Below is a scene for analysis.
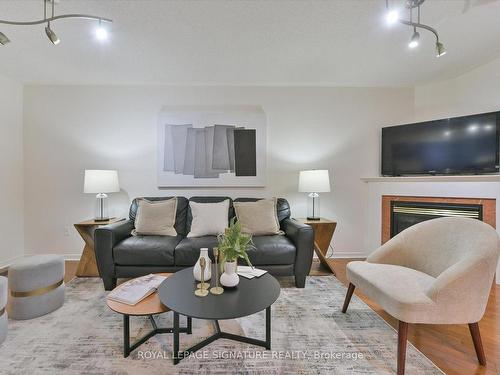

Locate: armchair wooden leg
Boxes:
[342,283,355,313]
[468,322,486,366]
[397,321,408,375]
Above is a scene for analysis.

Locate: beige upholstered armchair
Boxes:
[342,217,500,375]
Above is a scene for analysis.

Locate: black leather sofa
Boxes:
[95,196,314,290]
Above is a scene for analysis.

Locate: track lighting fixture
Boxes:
[95,20,108,41]
[0,0,112,46]
[386,9,400,24]
[408,29,420,49]
[0,31,10,45]
[45,23,60,45]
[435,41,446,57]
[385,0,446,57]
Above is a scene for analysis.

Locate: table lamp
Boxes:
[298,169,331,220]
[84,170,120,221]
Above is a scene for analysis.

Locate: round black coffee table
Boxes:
[158,266,281,364]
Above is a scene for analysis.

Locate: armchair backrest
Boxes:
[391,217,499,279]
[367,217,499,322]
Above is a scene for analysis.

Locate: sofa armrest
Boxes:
[95,219,134,290]
[282,218,314,287]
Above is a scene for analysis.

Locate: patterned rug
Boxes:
[0,276,443,374]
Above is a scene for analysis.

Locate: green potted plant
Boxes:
[217,217,254,287]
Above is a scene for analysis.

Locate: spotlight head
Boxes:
[0,32,10,45]
[45,24,60,45]
[436,41,446,57]
[386,9,400,25]
[408,31,420,49]
[95,26,108,41]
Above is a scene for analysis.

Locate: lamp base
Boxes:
[306,216,321,221]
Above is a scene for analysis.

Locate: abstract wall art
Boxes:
[157,106,267,187]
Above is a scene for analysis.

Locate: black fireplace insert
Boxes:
[390,201,483,238]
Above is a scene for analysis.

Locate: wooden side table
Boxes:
[74,218,124,277]
[106,273,192,357]
[296,218,337,275]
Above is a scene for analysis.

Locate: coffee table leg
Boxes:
[173,311,180,365]
[123,315,130,358]
[187,316,192,334]
[266,306,271,350]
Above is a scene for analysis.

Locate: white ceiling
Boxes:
[0,0,499,86]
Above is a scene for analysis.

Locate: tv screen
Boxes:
[382,112,500,176]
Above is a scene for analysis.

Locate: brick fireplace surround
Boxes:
[381,195,496,244]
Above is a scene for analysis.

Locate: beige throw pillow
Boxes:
[132,198,178,236]
[187,200,230,238]
[233,198,281,236]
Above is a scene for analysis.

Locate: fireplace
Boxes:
[391,201,482,238]
[381,196,496,244]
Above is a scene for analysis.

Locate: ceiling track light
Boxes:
[45,23,60,45]
[95,19,108,41]
[44,0,59,45]
[0,0,112,46]
[385,0,446,57]
[0,31,10,45]
[408,28,420,49]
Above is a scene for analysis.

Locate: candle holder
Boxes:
[210,247,224,295]
[196,255,209,290]
[194,257,209,297]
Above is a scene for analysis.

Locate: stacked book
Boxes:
[107,274,167,305]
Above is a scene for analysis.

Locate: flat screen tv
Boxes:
[382,111,500,176]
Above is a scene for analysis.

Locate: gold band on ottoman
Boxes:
[10,279,64,298]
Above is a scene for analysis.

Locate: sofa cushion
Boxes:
[132,198,177,236]
[233,198,281,236]
[187,199,230,237]
[186,196,234,233]
[113,235,183,266]
[247,235,296,265]
[234,197,291,224]
[175,236,219,266]
[129,197,189,236]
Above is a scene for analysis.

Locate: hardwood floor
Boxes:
[314,259,500,375]
[3,259,498,374]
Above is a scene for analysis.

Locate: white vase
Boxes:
[193,248,212,281]
[220,261,239,287]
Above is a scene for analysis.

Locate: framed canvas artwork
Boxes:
[157,106,267,187]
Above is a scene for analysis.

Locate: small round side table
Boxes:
[106,273,192,357]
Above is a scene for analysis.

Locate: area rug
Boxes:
[0,276,443,374]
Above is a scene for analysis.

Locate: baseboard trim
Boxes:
[60,254,81,261]
[330,251,367,259]
[13,253,82,262]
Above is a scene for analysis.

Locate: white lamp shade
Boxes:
[84,170,120,194]
[298,170,331,193]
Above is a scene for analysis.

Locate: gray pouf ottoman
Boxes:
[0,276,7,344]
[8,255,65,320]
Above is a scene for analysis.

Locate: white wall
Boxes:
[23,85,414,258]
[0,75,24,266]
[415,56,500,121]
